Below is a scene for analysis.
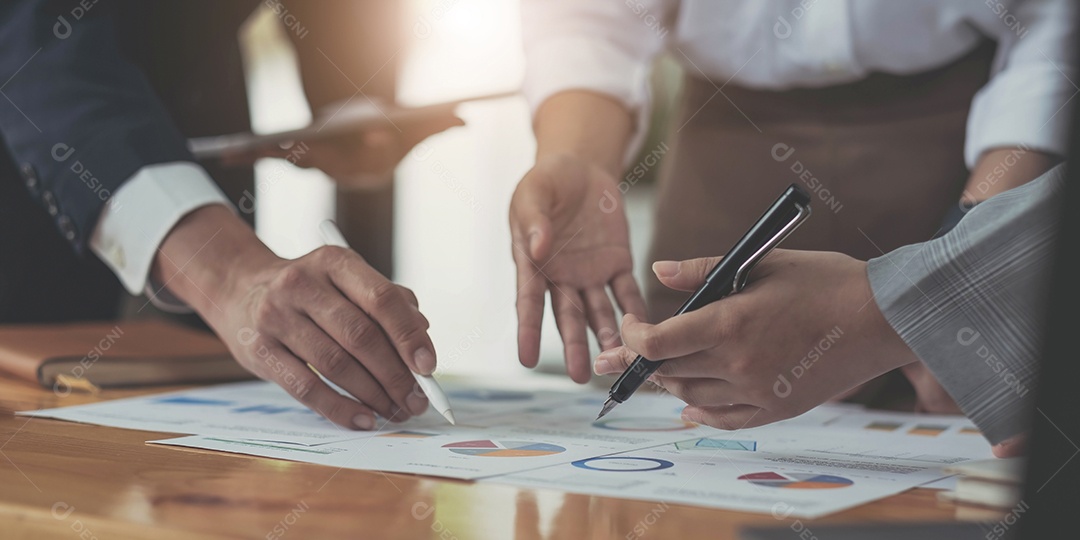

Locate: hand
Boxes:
[509,154,647,382]
[224,112,464,189]
[220,247,436,429]
[594,250,920,429]
[156,206,436,430]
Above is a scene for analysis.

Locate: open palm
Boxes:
[509,155,646,382]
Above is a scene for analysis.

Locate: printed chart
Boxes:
[738,472,853,489]
[443,440,566,457]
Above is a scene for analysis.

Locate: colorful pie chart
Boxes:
[443,440,565,457]
[738,471,853,489]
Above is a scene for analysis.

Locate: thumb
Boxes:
[652,256,723,292]
[510,179,555,262]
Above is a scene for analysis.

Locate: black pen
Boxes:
[596,184,812,419]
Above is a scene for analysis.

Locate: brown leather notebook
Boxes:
[0,320,254,390]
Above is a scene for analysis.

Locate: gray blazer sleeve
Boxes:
[867,165,1064,445]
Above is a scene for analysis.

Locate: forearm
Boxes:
[533,91,635,176]
[962,148,1062,203]
[150,205,276,327]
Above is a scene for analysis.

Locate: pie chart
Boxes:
[738,471,853,489]
[443,440,566,457]
[572,457,675,472]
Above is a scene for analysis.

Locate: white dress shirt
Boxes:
[522,0,1077,166]
[90,162,232,312]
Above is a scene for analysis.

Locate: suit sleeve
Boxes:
[0,0,195,254]
[868,165,1064,445]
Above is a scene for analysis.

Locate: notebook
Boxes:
[0,320,253,391]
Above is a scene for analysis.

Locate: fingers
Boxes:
[583,286,620,350]
[259,341,378,430]
[550,285,591,383]
[305,296,429,418]
[514,244,547,368]
[652,256,724,292]
[323,247,437,376]
[594,344,735,380]
[593,345,637,375]
[682,404,765,431]
[278,317,404,421]
[619,305,735,364]
[992,433,1029,458]
[611,272,647,320]
[509,166,559,369]
[654,377,740,409]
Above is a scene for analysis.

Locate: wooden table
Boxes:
[0,377,965,540]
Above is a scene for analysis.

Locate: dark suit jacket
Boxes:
[0,0,398,323]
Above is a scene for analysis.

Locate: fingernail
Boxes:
[414,348,436,375]
[353,414,375,430]
[653,261,679,278]
[594,358,612,374]
[407,392,429,416]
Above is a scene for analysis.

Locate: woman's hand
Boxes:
[594,250,921,430]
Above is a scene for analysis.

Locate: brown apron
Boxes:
[646,41,995,319]
[644,42,995,409]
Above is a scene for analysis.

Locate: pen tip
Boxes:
[444,410,457,425]
[596,398,618,420]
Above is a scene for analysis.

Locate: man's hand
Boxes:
[510,154,647,382]
[224,112,464,189]
[155,206,435,430]
[594,250,921,429]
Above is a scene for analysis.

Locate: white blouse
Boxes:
[521,0,1077,166]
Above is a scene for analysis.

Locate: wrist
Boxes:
[856,261,920,373]
[533,91,633,177]
[152,205,278,325]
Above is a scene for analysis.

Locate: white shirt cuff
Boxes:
[89,162,233,313]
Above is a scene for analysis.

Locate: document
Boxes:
[25,380,995,517]
[486,422,995,518]
[20,380,571,446]
[152,391,767,480]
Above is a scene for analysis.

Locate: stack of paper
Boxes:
[939,458,1025,510]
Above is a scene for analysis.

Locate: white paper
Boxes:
[19,380,570,446]
[485,422,995,518]
[26,380,995,517]
[152,391,760,480]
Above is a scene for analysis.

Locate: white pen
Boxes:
[318,219,457,425]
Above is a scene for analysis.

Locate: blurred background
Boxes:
[238,0,673,381]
